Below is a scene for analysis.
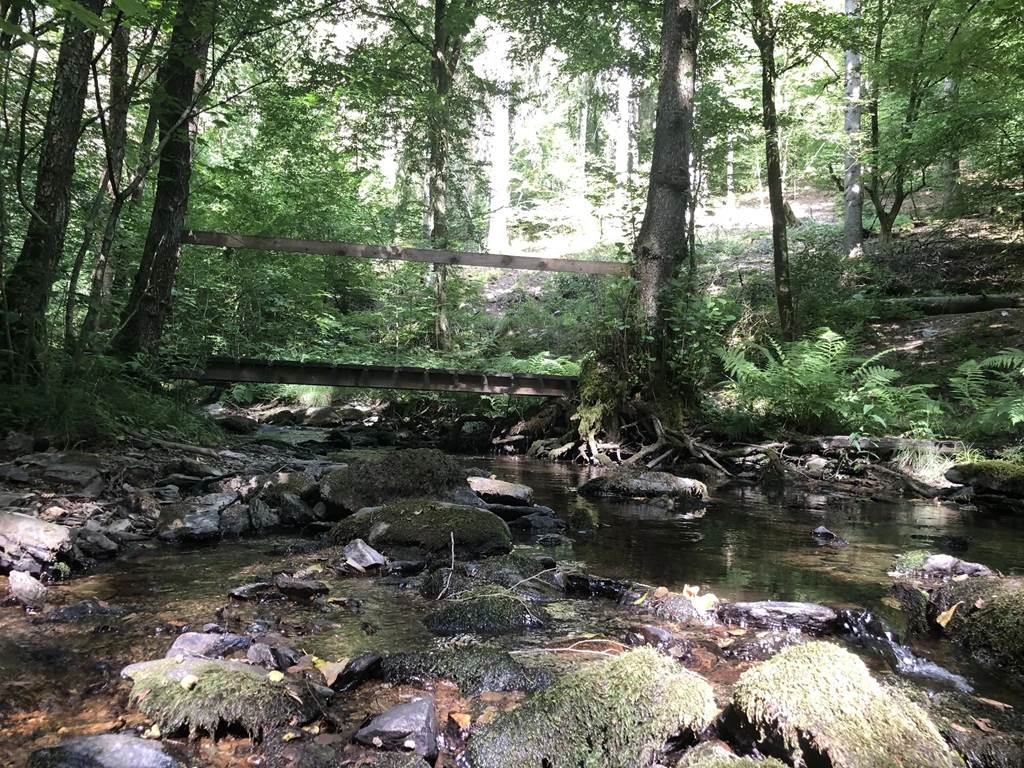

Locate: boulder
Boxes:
[579,468,708,500]
[76,526,119,558]
[811,525,848,547]
[425,588,547,635]
[331,652,383,692]
[319,448,466,513]
[354,697,439,761]
[330,500,512,558]
[121,656,319,737]
[946,461,1024,497]
[277,492,317,525]
[344,538,387,570]
[229,581,277,601]
[27,733,184,768]
[247,641,300,670]
[215,413,259,434]
[718,601,839,634]
[508,511,566,533]
[676,743,787,767]
[467,648,716,768]
[0,511,73,573]
[8,569,47,606]
[166,631,251,659]
[918,553,993,578]
[481,503,553,522]
[248,498,280,532]
[274,574,329,599]
[219,504,252,537]
[36,598,122,623]
[726,642,961,768]
[158,492,239,542]
[467,477,534,506]
[381,647,549,696]
[41,453,103,488]
[262,471,320,504]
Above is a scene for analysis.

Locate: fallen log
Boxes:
[794,436,965,458]
[885,294,1024,316]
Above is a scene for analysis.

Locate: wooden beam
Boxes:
[175,357,577,398]
[183,230,629,276]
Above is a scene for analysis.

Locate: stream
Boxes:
[2,450,1023,765]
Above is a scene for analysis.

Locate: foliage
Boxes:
[717,329,942,436]
[949,349,1024,438]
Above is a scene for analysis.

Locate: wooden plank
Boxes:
[183,230,629,276]
[175,357,576,398]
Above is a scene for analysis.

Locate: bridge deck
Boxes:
[175,357,576,397]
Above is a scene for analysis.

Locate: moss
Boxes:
[467,648,715,768]
[424,587,549,635]
[381,647,551,696]
[950,460,1024,496]
[319,448,466,512]
[676,743,788,767]
[568,505,600,532]
[330,500,512,558]
[123,657,311,737]
[727,642,960,768]
[419,553,551,598]
[891,549,933,575]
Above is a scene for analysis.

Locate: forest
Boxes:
[1,0,1024,767]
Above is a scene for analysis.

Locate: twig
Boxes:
[436,532,456,600]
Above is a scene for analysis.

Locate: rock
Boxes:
[36,598,122,623]
[536,533,573,547]
[0,464,31,483]
[725,642,961,768]
[229,581,277,601]
[508,511,566,533]
[425,588,547,635]
[919,553,993,578]
[247,641,300,670]
[344,538,387,570]
[248,498,280,532]
[158,492,238,542]
[467,476,534,506]
[890,549,933,576]
[121,656,319,736]
[262,471,320,503]
[154,474,203,491]
[215,413,259,434]
[467,648,715,768]
[166,631,251,659]
[718,601,839,634]
[811,525,848,547]
[8,569,47,606]
[219,504,252,537]
[331,500,512,558]
[277,492,316,525]
[331,651,383,691]
[676,743,787,767]
[354,697,439,761]
[76,527,119,558]
[42,457,102,488]
[482,502,551,522]
[803,455,831,478]
[0,511,73,573]
[274,574,329,599]
[27,733,184,768]
[381,647,549,696]
[946,461,1024,497]
[579,468,709,500]
[319,448,467,513]
[2,431,37,457]
[567,505,600,533]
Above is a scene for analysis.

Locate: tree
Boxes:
[632,0,698,382]
[1,0,104,376]
[112,0,212,359]
[843,0,863,256]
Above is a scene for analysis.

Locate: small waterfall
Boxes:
[838,609,973,693]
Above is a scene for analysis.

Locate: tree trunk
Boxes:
[576,74,591,200]
[614,67,631,234]
[726,135,736,206]
[843,0,863,256]
[1,0,104,376]
[112,0,209,360]
[429,1,452,351]
[939,76,963,217]
[485,29,511,255]
[632,0,697,383]
[752,0,795,341]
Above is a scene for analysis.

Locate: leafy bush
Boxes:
[716,329,943,436]
[949,349,1024,437]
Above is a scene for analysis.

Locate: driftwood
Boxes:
[885,294,1024,316]
[133,435,221,459]
[793,435,965,458]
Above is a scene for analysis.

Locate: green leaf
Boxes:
[112,0,149,16]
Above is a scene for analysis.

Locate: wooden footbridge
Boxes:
[177,230,627,397]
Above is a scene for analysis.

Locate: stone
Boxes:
[919,553,993,578]
[381,647,549,696]
[467,476,534,506]
[42,460,101,488]
[0,464,31,483]
[331,652,383,691]
[354,697,439,761]
[0,511,73,573]
[158,492,239,542]
[467,648,715,768]
[229,581,277,601]
[215,413,259,434]
[319,448,467,513]
[344,538,387,570]
[330,500,512,558]
[27,733,184,768]
[36,598,122,623]
[508,511,566,533]
[166,631,251,659]
[248,498,280,532]
[274,574,329,599]
[718,601,839,634]
[262,471,320,503]
[219,504,252,537]
[811,525,848,547]
[579,468,709,500]
[946,461,1024,497]
[76,527,119,557]
[247,641,300,670]
[481,503,553,522]
[676,743,787,767]
[725,642,960,768]
[277,492,316,525]
[2,431,37,456]
[424,588,548,635]
[8,569,47,606]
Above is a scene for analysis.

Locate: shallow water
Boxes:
[2,454,1023,764]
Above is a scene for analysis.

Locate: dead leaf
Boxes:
[632,591,649,605]
[936,601,963,628]
[973,717,999,733]
[267,670,285,684]
[317,661,348,688]
[691,592,719,613]
[653,586,669,600]
[727,628,748,636]
[975,598,987,610]
[974,696,1013,711]
[949,722,971,734]
[952,574,969,582]
[683,584,700,599]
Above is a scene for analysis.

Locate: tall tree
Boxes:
[112,0,211,359]
[633,0,697,382]
[750,0,795,340]
[1,0,104,376]
[843,0,863,256]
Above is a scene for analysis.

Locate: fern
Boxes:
[949,349,1024,436]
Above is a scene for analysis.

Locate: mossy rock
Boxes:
[330,500,512,558]
[726,642,961,768]
[946,461,1024,497]
[122,657,317,737]
[578,467,709,500]
[891,549,933,575]
[319,448,466,512]
[466,647,715,768]
[420,553,555,598]
[568,505,600,533]
[381,647,551,696]
[424,587,549,635]
[676,743,787,767]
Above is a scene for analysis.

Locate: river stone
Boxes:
[76,526,119,557]
[248,497,280,532]
[36,598,123,623]
[0,511,73,573]
[508,510,566,533]
[381,647,549,696]
[319,448,466,512]
[344,538,387,570]
[946,461,1024,497]
[467,476,534,506]
[121,656,318,736]
[261,470,319,503]
[229,581,277,600]
[354,697,439,760]
[467,647,715,768]
[158,492,239,542]
[331,500,512,558]
[718,601,839,634]
[27,733,184,768]
[482,503,553,522]
[331,652,384,691]
[579,468,709,500]
[277,492,317,525]
[725,642,961,768]
[219,504,252,537]
[920,553,993,578]
[8,569,47,606]
[216,413,259,434]
[166,631,251,659]
[274,574,329,598]
[424,588,548,635]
